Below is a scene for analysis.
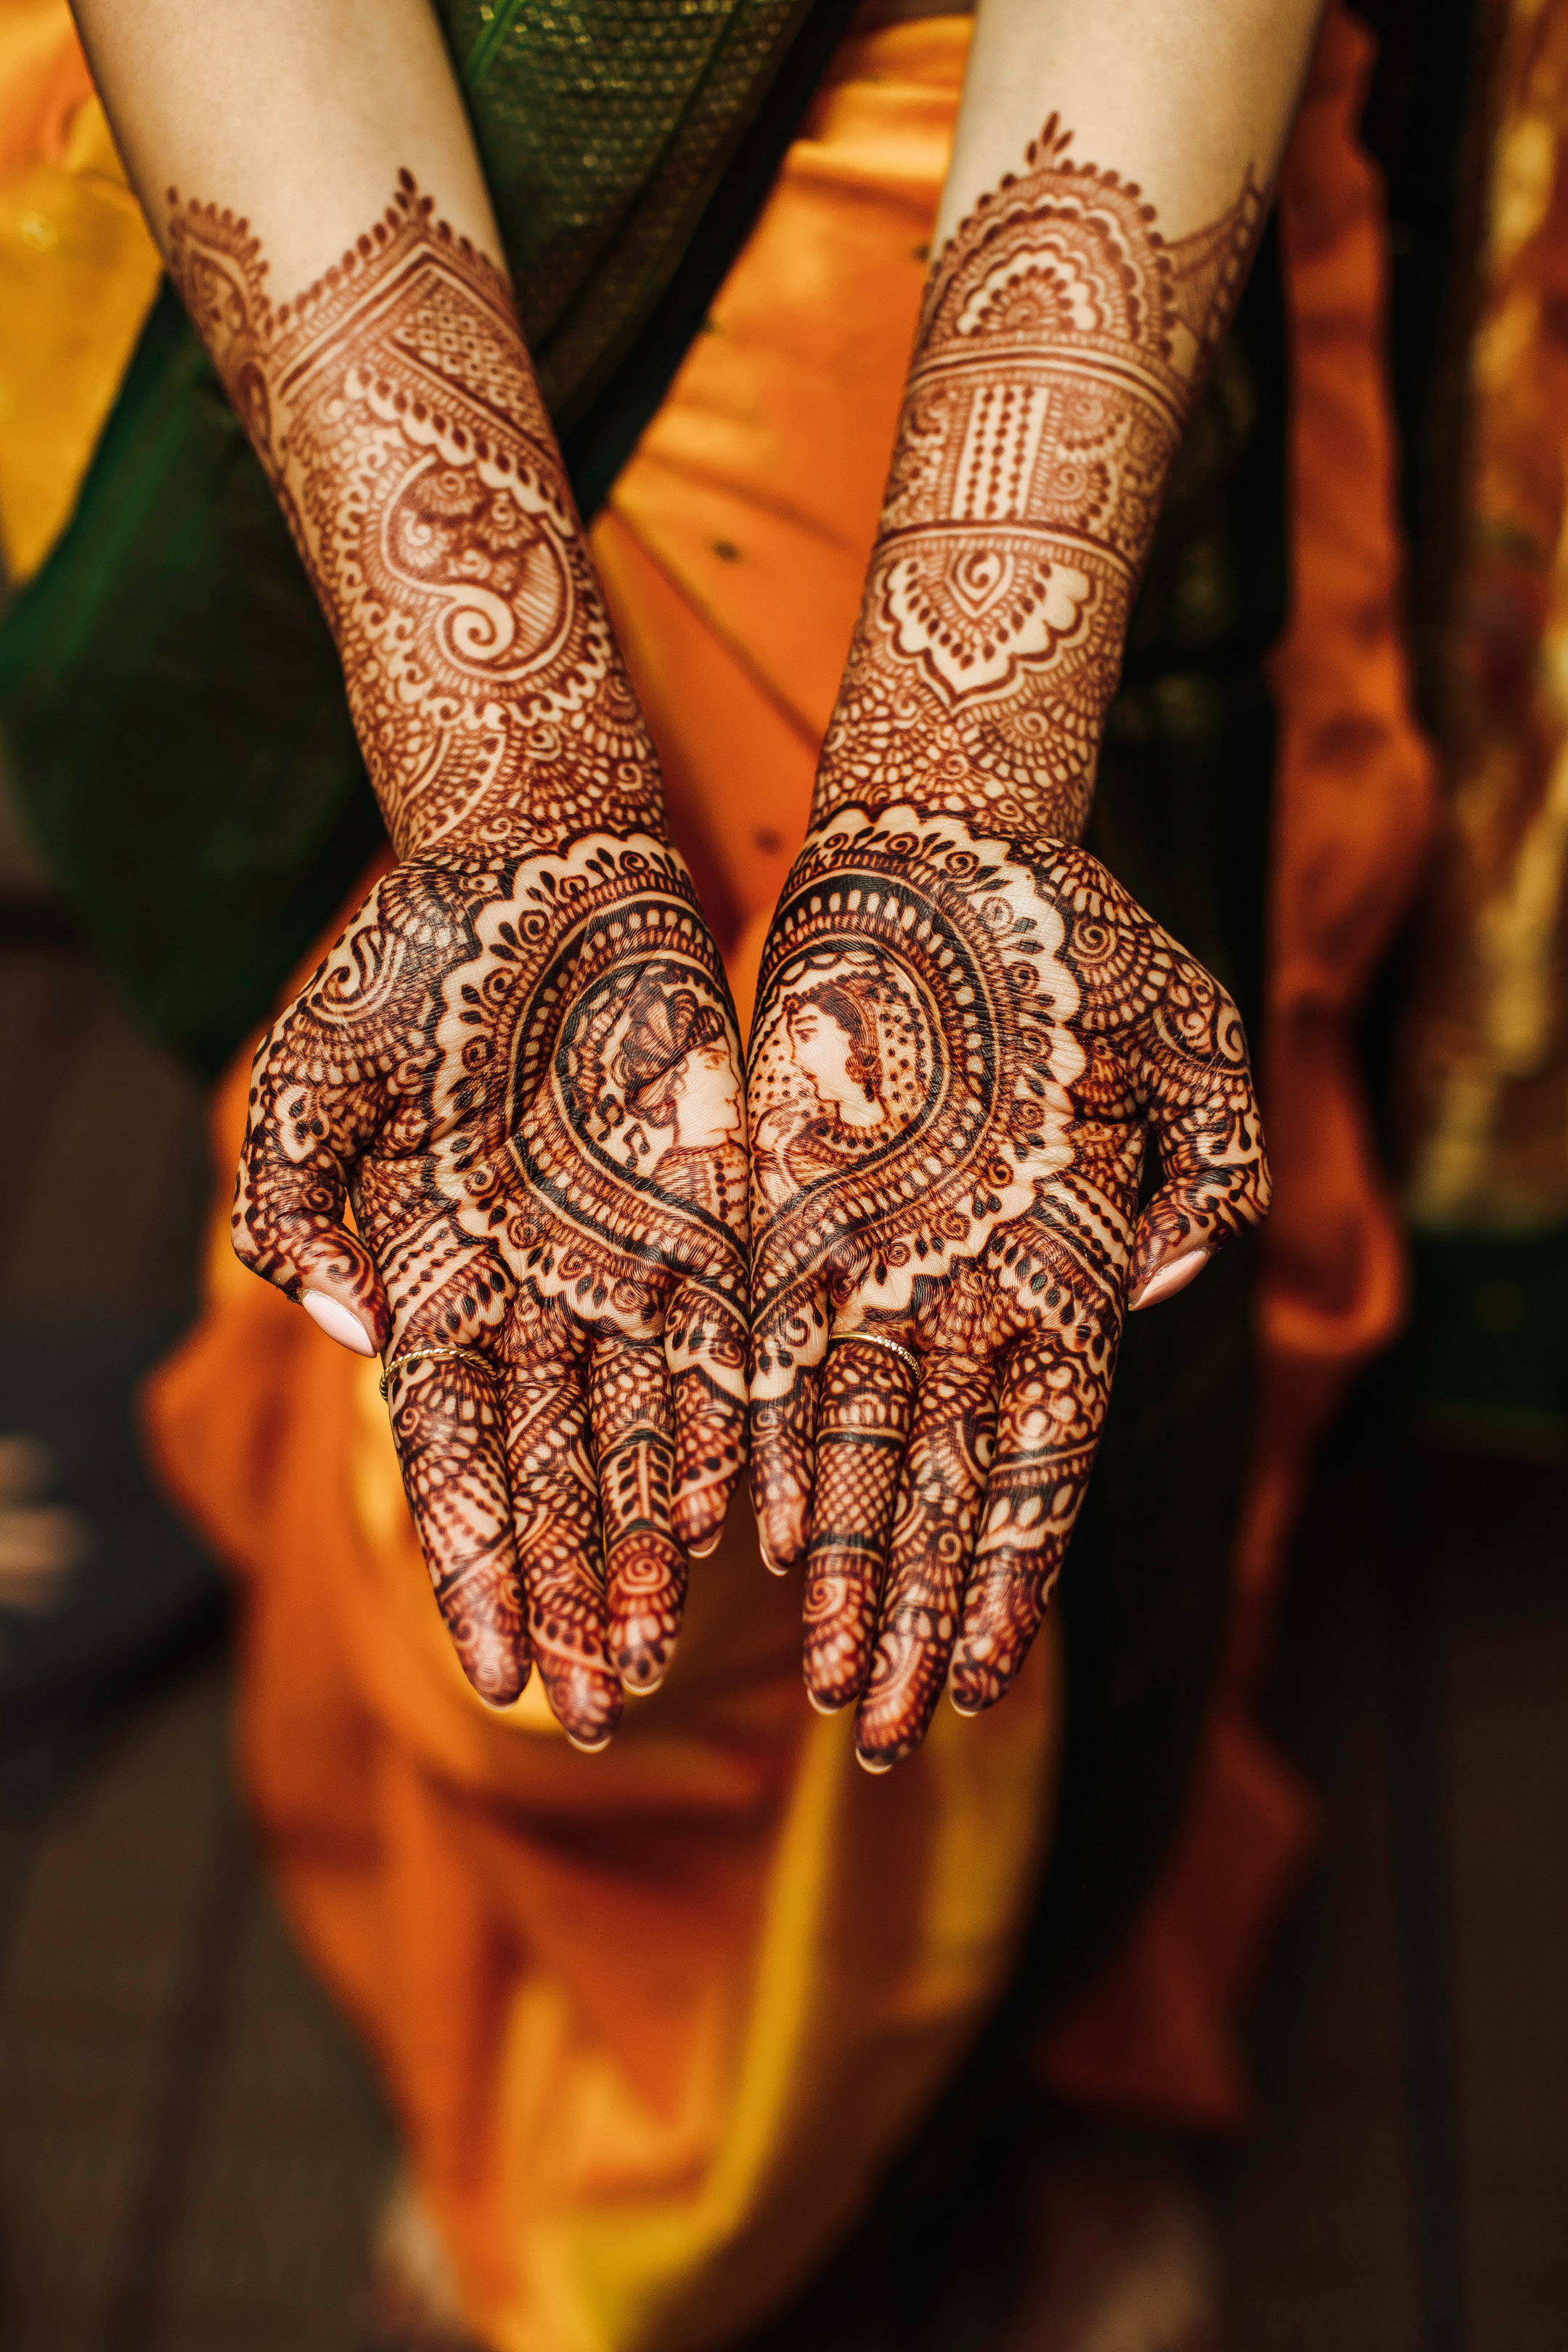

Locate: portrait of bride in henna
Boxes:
[751,965,929,1206]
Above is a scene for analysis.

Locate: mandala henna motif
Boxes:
[747,804,1270,1767]
[818,116,1262,844]
[169,176,750,1736]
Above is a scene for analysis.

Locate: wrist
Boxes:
[810,591,1108,846]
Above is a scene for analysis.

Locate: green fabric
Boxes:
[0,0,857,1074]
[0,288,383,1074]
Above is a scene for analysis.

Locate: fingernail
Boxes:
[1130,1246,1209,1312]
[854,1749,894,1776]
[758,1538,786,1575]
[807,1688,845,1715]
[687,1532,723,1559]
[302,1289,376,1357]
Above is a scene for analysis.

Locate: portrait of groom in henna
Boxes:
[4,0,1565,2345]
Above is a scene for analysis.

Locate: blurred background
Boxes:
[1,0,1567,2345]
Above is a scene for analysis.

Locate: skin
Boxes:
[72,0,1322,1761]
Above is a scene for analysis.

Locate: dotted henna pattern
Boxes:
[818,116,1262,844]
[748,804,1270,1768]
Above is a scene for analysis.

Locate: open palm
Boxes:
[232,832,748,1748]
[747,804,1270,1770]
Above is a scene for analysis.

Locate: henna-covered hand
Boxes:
[170,184,747,1741]
[748,120,1271,1768]
[236,838,748,1743]
[748,807,1267,1769]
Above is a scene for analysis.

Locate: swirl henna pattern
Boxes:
[818,116,1262,844]
[168,180,748,1741]
[748,807,1270,1767]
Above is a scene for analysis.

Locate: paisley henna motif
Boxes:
[167,173,661,857]
[819,117,1262,844]
[234,836,748,1736]
[748,804,1270,1768]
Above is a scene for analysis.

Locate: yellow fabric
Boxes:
[142,24,1066,2352]
[0,0,160,581]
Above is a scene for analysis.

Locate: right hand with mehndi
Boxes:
[232,837,748,1748]
[747,806,1270,1771]
[166,180,751,1749]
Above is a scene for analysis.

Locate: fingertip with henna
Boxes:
[1128,1246,1209,1311]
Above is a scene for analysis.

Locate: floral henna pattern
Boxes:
[818,118,1262,844]
[747,806,1270,1768]
[166,173,662,858]
[234,833,748,1740]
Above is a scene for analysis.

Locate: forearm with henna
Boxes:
[817,115,1262,843]
[167,181,747,1734]
[748,121,1273,1765]
[167,173,660,857]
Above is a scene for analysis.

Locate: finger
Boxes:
[801,1338,919,1712]
[748,1276,831,1570]
[666,1275,748,1557]
[386,1352,526,1707]
[589,1334,686,1696]
[232,1022,390,1353]
[504,1362,622,1749]
[1127,967,1271,1307]
[948,1331,1104,1716]
[853,1352,999,1770]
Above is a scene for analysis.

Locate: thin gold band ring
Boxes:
[841,1329,921,1376]
[379,1343,494,1402]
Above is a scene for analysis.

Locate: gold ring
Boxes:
[843,1329,921,1375]
[379,1343,494,1402]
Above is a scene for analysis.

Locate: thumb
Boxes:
[1127,976,1271,1312]
[232,1029,391,1356]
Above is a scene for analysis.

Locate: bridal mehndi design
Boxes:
[169,180,748,1743]
[184,124,1271,1770]
[748,126,1272,1768]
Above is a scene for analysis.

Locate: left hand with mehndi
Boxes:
[747,806,1269,1771]
[741,40,1310,1767]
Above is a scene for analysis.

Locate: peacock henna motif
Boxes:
[234,834,748,1739]
[747,804,1270,1769]
[818,117,1262,844]
[166,172,663,859]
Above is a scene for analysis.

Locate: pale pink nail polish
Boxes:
[302,1289,376,1357]
[1130,1246,1209,1312]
